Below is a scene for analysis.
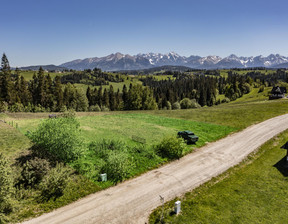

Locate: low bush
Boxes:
[180,98,201,109]
[26,116,84,162]
[172,102,181,110]
[101,151,134,182]
[154,136,186,160]
[71,156,105,181]
[258,85,265,93]
[89,104,101,112]
[39,163,71,201]
[0,153,15,218]
[19,157,51,188]
[221,97,230,103]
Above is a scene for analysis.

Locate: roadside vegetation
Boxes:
[149,129,288,224]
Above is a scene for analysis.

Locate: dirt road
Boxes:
[22,113,288,224]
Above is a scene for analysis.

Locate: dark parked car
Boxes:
[177,130,199,144]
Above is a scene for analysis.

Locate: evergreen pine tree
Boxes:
[54,76,63,111]
[0,53,12,103]
[102,88,109,109]
[97,86,103,107]
[109,85,116,111]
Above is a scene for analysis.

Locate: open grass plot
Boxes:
[148,99,288,129]
[16,113,235,150]
[72,113,235,150]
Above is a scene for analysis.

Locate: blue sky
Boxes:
[1,0,288,67]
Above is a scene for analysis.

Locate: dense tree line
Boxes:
[1,53,288,112]
[245,69,288,86]
[86,83,157,111]
[141,74,218,108]
[61,68,124,86]
[0,54,88,112]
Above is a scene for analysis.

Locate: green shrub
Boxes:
[102,151,134,182]
[89,104,101,112]
[221,97,230,103]
[20,157,51,188]
[242,83,252,93]
[154,136,186,160]
[101,106,110,111]
[180,98,201,109]
[0,101,8,113]
[89,139,126,159]
[258,85,265,93]
[9,103,24,112]
[0,153,14,215]
[71,156,105,181]
[172,101,181,110]
[166,101,172,110]
[33,104,46,112]
[39,163,71,201]
[26,116,84,162]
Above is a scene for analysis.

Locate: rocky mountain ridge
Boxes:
[54,52,288,71]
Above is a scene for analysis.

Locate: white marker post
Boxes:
[175,201,181,214]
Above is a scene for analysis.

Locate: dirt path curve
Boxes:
[22,113,288,224]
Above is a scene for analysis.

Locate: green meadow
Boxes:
[15,113,234,151]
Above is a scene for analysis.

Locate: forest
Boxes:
[1,53,288,112]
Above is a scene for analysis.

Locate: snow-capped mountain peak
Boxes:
[59,52,288,71]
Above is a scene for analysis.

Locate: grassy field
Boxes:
[16,70,70,81]
[74,75,143,92]
[149,129,288,224]
[14,113,234,151]
[229,87,272,104]
[147,98,288,129]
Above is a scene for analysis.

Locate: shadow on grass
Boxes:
[14,145,60,167]
[273,156,288,177]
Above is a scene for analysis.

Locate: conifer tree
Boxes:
[86,86,92,106]
[102,88,109,109]
[109,85,116,111]
[122,84,129,110]
[54,76,63,111]
[97,86,103,107]
[0,53,12,103]
[20,76,31,107]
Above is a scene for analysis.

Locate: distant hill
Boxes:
[115,65,196,74]
[20,64,67,71]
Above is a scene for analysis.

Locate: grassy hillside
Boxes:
[148,98,288,129]
[16,70,70,81]
[0,121,31,159]
[149,129,288,224]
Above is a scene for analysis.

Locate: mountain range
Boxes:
[59,52,288,71]
[20,53,288,71]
